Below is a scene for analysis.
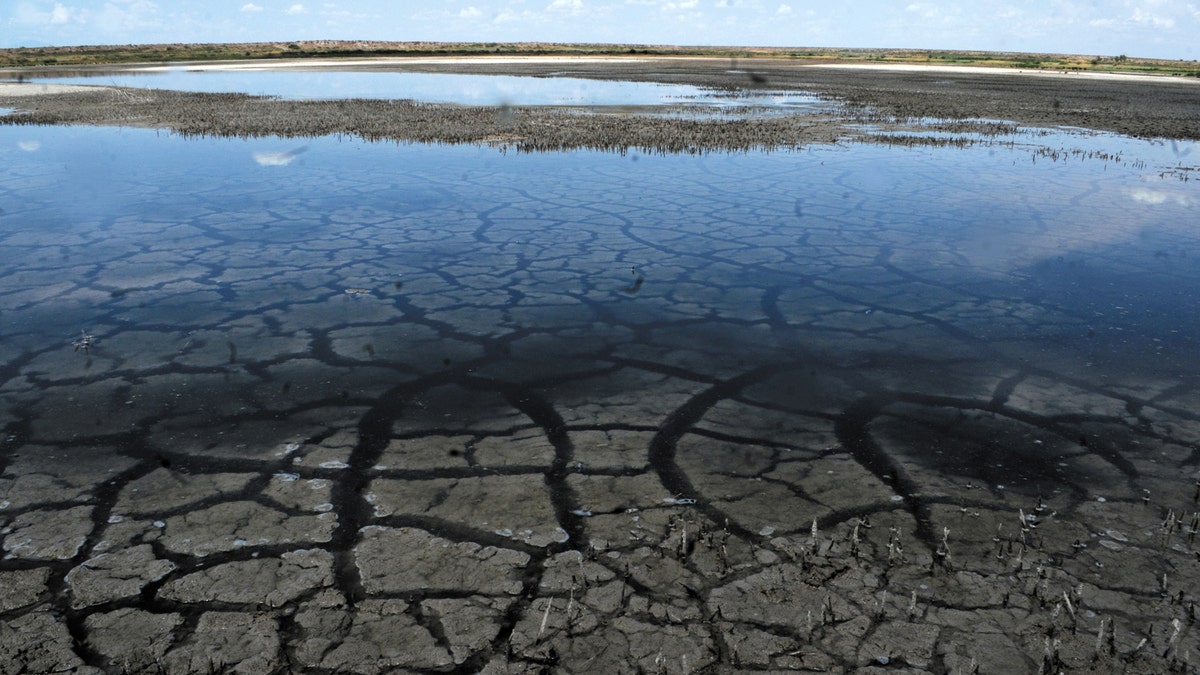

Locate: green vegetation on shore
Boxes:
[1,40,1198,78]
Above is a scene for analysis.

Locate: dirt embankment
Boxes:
[2,57,1198,150]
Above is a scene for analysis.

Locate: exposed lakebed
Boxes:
[2,65,1200,673]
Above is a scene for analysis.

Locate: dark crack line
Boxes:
[834,396,940,553]
[493,383,587,550]
[648,363,796,542]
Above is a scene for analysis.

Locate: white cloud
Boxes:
[995,5,1021,21]
[1130,7,1175,29]
[6,1,169,41]
[50,3,74,23]
[905,2,939,19]
[458,6,482,19]
[240,3,263,12]
[494,8,536,23]
[776,4,792,16]
[316,3,366,22]
[18,140,41,152]
[286,4,307,15]
[93,1,161,33]
[548,0,582,9]
[11,2,85,26]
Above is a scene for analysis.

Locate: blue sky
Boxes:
[3,0,1198,60]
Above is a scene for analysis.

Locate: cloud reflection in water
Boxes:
[1129,187,1193,207]
[253,145,308,166]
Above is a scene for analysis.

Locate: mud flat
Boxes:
[369,56,1200,140]
[0,83,850,154]
[2,57,1200,674]
[4,339,1200,673]
[3,56,1199,148]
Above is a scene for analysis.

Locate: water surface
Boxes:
[2,126,1197,431]
[16,68,824,109]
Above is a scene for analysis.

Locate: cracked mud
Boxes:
[3,62,1200,674]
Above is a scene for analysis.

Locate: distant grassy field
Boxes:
[2,40,1198,77]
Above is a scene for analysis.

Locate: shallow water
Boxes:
[3,125,1198,485]
[15,68,823,109]
[2,125,1198,471]
[2,122,1200,671]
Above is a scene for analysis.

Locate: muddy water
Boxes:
[2,124,1200,672]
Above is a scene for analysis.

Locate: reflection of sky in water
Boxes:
[19,69,819,107]
[0,124,1197,380]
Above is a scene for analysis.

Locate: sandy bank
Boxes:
[127,55,652,72]
[0,82,109,96]
[809,61,1200,84]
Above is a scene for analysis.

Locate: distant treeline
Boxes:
[2,41,1197,77]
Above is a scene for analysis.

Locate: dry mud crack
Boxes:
[4,333,1198,672]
